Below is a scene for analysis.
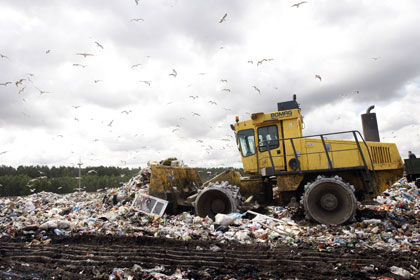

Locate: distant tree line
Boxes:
[0,165,243,197]
[0,165,137,178]
[0,165,139,197]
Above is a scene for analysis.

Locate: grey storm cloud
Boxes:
[1,0,420,167]
[301,34,420,113]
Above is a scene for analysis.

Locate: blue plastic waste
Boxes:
[333,238,347,245]
[227,212,245,219]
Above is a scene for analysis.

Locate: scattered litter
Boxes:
[390,265,412,279]
[131,193,168,217]
[214,213,235,226]
[0,176,419,260]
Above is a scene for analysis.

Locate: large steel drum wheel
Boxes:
[193,183,240,220]
[302,176,357,225]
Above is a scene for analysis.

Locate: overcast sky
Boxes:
[1,0,420,169]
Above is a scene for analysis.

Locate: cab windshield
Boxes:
[258,125,279,152]
[238,129,255,157]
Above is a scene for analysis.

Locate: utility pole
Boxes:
[77,158,83,191]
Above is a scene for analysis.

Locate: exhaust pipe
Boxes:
[361,105,380,142]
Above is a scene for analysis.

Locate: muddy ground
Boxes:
[0,232,419,280]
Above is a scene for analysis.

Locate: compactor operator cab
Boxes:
[232,98,304,175]
[228,97,404,225]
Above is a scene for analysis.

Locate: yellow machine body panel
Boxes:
[298,139,403,171]
[202,169,243,188]
[235,108,303,174]
[233,103,404,198]
[239,176,266,202]
[146,99,403,223]
[149,165,202,198]
[276,174,304,191]
[201,169,267,202]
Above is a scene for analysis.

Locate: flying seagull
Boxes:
[16,79,26,87]
[222,88,231,93]
[26,73,34,82]
[192,112,201,117]
[219,13,227,23]
[75,53,94,58]
[108,120,114,127]
[208,101,217,105]
[46,50,51,54]
[0,82,11,86]
[0,151,7,155]
[169,69,177,77]
[130,18,144,22]
[140,80,151,86]
[72,106,81,109]
[189,96,198,99]
[134,0,139,5]
[1,54,9,59]
[131,63,142,68]
[172,128,180,133]
[315,74,322,81]
[73,64,87,68]
[94,41,104,49]
[94,80,103,83]
[121,110,132,114]
[291,1,307,8]
[220,79,228,83]
[257,58,273,66]
[252,86,261,94]
[36,87,50,95]
[18,87,25,94]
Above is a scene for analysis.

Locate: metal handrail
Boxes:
[257,130,379,192]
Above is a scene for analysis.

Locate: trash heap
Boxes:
[0,176,419,254]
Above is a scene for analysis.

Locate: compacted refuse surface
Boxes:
[0,234,418,280]
[0,177,419,279]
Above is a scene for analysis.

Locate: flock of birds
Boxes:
[0,0,386,166]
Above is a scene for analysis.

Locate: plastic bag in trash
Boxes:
[215,213,235,226]
[390,266,412,279]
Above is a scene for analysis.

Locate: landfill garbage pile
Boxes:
[0,176,419,254]
[1,175,420,279]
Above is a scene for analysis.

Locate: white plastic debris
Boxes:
[209,245,221,252]
[390,266,412,279]
[362,219,382,225]
[0,176,419,256]
[215,213,235,226]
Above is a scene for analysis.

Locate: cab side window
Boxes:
[258,125,279,152]
[238,129,256,157]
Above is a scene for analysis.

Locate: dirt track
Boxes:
[0,234,419,279]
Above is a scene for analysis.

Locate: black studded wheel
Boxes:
[194,183,240,220]
[302,176,357,225]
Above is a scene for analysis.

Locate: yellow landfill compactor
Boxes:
[149,96,404,225]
